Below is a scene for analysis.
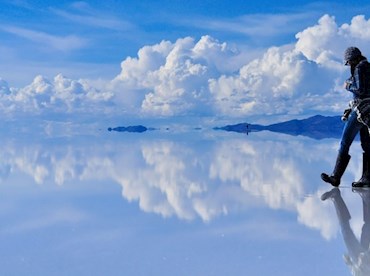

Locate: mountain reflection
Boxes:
[321,188,370,276]
[0,132,361,239]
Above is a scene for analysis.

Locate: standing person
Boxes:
[321,47,370,187]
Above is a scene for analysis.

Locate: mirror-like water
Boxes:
[0,126,366,275]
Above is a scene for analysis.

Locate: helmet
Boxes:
[344,47,362,65]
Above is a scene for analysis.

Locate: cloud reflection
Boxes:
[0,133,360,240]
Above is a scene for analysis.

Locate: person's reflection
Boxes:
[321,188,370,275]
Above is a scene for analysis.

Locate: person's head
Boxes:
[344,47,364,66]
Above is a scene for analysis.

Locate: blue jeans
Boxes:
[339,110,370,155]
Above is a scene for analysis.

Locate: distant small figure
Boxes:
[321,47,370,187]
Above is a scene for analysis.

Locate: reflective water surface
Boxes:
[0,125,367,275]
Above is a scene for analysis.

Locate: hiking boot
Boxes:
[352,153,370,188]
[321,153,351,187]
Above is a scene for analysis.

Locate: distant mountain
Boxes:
[107,115,348,139]
[215,115,345,139]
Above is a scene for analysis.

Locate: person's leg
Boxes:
[360,125,370,154]
[339,111,364,155]
[353,126,370,187]
[321,112,360,186]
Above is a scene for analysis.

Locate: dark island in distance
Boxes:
[108,115,345,139]
[215,115,344,139]
[108,125,149,133]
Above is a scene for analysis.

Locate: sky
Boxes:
[1,0,370,120]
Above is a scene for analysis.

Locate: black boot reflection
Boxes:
[321,188,370,275]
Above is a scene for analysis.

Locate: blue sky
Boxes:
[1,1,370,119]
[0,0,368,85]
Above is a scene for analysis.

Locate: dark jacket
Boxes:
[346,59,370,99]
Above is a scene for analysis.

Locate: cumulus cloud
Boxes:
[208,46,338,116]
[0,74,113,115]
[109,14,370,117]
[295,15,370,65]
[111,35,243,116]
[1,14,370,118]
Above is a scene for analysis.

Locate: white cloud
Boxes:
[295,14,370,65]
[3,74,113,114]
[109,14,370,117]
[112,35,243,116]
[1,14,370,118]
